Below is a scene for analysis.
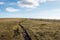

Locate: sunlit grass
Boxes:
[0,18,60,40]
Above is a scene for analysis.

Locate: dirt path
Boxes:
[19,24,31,40]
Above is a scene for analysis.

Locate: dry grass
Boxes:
[0,18,60,40]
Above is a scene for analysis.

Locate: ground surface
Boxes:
[0,18,60,40]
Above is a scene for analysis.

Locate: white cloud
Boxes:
[40,0,57,3]
[17,0,40,8]
[0,2,5,5]
[6,7,19,12]
[48,0,56,1]
[40,0,47,3]
[33,8,60,19]
[17,0,57,8]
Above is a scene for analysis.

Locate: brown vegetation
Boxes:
[0,18,60,40]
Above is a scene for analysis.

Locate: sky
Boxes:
[0,0,60,19]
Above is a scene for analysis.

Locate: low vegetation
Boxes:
[0,18,60,40]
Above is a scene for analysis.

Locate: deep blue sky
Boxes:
[0,0,60,19]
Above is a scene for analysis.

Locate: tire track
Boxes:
[19,23,31,40]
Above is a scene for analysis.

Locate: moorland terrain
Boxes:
[0,18,60,40]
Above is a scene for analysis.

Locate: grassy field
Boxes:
[0,18,60,40]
